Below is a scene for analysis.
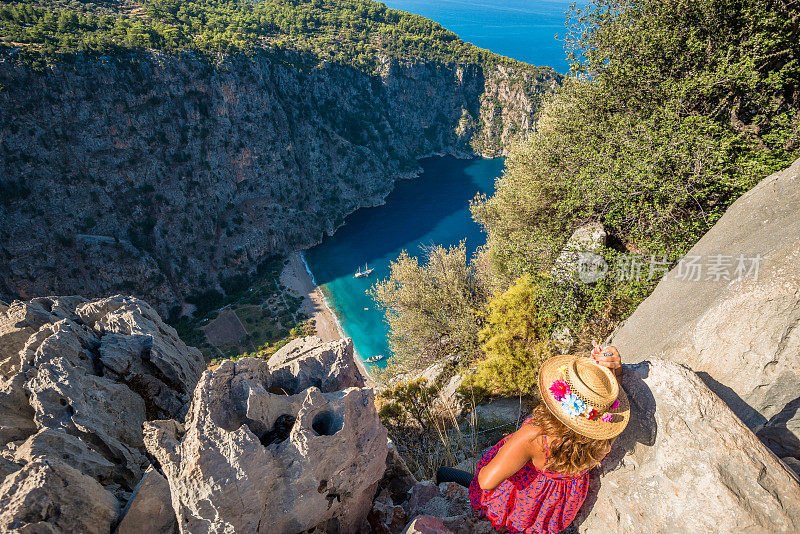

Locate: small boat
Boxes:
[365,354,385,363]
[354,263,375,278]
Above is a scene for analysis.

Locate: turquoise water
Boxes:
[304,0,579,369]
[383,0,582,74]
[304,157,504,368]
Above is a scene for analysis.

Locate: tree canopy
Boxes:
[473,0,799,343]
[0,0,544,72]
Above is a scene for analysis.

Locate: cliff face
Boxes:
[0,51,559,312]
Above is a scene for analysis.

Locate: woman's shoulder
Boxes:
[516,423,548,459]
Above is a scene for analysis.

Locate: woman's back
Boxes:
[469,419,591,534]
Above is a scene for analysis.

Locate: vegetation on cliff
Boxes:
[375,0,800,396]
[0,0,546,74]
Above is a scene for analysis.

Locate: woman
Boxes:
[442,345,629,534]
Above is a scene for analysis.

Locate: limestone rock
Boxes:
[78,295,205,412]
[0,296,205,530]
[551,325,575,353]
[145,336,388,534]
[0,459,118,534]
[25,357,149,487]
[0,299,54,376]
[268,335,365,392]
[116,466,177,534]
[13,428,117,485]
[0,373,36,444]
[607,157,800,460]
[553,222,608,284]
[470,397,530,427]
[574,360,800,533]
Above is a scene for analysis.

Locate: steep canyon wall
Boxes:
[0,51,558,313]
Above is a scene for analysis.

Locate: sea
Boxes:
[304,1,579,369]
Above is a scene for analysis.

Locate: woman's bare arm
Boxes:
[477,425,543,491]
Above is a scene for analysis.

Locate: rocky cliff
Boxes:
[0,51,558,313]
[0,297,390,533]
[0,295,205,532]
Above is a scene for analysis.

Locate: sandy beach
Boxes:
[281,251,342,342]
[280,251,374,383]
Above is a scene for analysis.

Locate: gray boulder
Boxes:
[0,459,119,534]
[607,157,800,461]
[0,295,205,530]
[116,466,178,534]
[574,360,800,533]
[144,336,388,534]
[552,222,608,284]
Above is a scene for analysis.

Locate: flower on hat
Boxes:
[561,394,586,417]
[611,399,620,410]
[601,413,613,423]
[549,379,571,401]
[586,408,599,420]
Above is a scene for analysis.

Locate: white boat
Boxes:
[365,354,385,363]
[354,263,374,278]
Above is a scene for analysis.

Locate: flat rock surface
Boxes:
[574,360,800,533]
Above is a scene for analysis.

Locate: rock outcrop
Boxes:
[0,51,559,313]
[144,336,388,533]
[0,295,204,532]
[607,157,800,464]
[574,360,800,533]
[116,466,178,534]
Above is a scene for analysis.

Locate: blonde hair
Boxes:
[526,403,612,475]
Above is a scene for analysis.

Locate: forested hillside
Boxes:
[0,0,543,73]
[0,0,559,314]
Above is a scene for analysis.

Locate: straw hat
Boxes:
[538,354,630,439]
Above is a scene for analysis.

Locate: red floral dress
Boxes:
[468,422,590,534]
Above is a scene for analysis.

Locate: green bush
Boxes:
[473,0,799,343]
[370,242,489,372]
[460,275,554,398]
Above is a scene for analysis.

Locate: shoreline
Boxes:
[280,251,374,382]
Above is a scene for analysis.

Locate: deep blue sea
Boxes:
[305,1,577,369]
[383,0,580,74]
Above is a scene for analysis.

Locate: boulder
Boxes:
[574,360,800,533]
[607,158,800,460]
[369,445,418,533]
[552,222,608,283]
[13,428,117,484]
[402,516,454,534]
[144,336,388,534]
[0,459,119,534]
[78,295,206,414]
[116,466,177,534]
[0,295,205,529]
[268,335,365,393]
